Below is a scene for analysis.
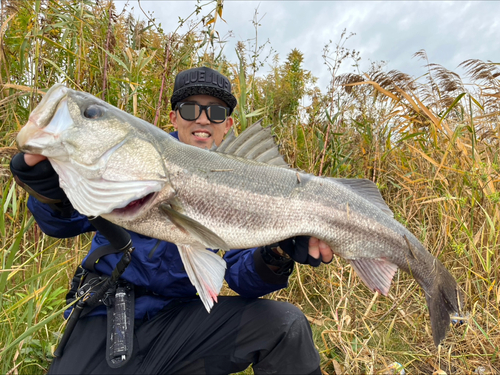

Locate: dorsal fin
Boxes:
[217,120,264,154]
[216,120,289,167]
[332,178,394,217]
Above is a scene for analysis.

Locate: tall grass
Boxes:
[270,50,500,373]
[1,1,499,374]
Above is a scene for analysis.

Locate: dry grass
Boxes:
[268,53,500,373]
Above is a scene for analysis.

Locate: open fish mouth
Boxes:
[111,192,157,217]
[17,87,71,155]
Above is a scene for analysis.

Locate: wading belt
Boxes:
[54,217,135,368]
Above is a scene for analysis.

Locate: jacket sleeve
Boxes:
[223,247,292,298]
[27,196,95,238]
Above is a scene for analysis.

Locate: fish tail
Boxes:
[177,244,226,312]
[423,260,462,346]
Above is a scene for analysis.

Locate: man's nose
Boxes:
[196,108,211,124]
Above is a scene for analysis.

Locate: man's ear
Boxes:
[224,116,234,135]
[169,111,178,129]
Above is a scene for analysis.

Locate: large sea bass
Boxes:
[17,84,461,346]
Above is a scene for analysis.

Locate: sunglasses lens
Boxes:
[179,104,199,121]
[208,105,228,122]
[177,103,228,123]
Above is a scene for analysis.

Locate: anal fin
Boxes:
[350,258,398,295]
[177,243,227,312]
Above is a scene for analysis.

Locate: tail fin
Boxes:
[177,243,227,312]
[424,260,462,346]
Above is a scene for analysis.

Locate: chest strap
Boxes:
[83,244,121,273]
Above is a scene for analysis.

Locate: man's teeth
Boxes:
[194,132,210,138]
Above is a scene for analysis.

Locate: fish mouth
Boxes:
[110,192,157,218]
[17,84,69,151]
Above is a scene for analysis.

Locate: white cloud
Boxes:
[119,1,500,90]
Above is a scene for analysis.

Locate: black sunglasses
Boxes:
[175,102,230,124]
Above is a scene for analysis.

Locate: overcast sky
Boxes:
[117,1,499,92]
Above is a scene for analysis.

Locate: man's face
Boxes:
[170,95,233,149]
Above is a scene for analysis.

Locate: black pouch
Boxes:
[106,282,135,368]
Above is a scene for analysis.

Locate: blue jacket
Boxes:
[27,132,290,319]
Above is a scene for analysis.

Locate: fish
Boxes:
[17,84,462,346]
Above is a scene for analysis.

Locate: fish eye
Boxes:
[83,105,104,119]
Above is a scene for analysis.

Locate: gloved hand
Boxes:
[10,153,74,217]
[279,236,326,267]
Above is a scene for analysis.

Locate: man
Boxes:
[11,66,333,374]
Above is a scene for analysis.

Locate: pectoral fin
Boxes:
[159,203,230,251]
[177,243,227,312]
[350,258,398,295]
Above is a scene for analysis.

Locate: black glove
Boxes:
[278,236,322,267]
[10,153,74,217]
[260,246,294,276]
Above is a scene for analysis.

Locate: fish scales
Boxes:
[164,141,413,257]
[153,138,443,310]
[16,84,462,345]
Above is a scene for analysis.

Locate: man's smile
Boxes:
[193,130,211,139]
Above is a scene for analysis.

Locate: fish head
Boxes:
[17,84,171,217]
